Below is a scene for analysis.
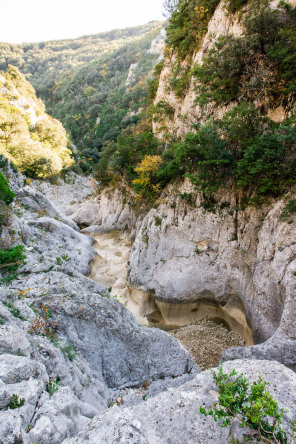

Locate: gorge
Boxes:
[1,0,296,441]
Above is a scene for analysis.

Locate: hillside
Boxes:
[0,66,73,178]
[0,22,163,98]
[0,22,165,160]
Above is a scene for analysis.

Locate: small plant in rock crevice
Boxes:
[280,199,296,222]
[46,376,61,395]
[9,394,25,409]
[28,304,59,341]
[0,244,26,285]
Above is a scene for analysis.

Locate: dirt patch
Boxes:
[169,319,244,371]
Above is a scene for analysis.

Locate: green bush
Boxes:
[236,126,296,195]
[0,172,15,204]
[157,104,296,199]
[225,0,248,14]
[166,0,220,58]
[280,199,296,221]
[192,4,296,106]
[0,245,26,285]
[9,394,25,409]
[95,131,161,186]
[200,365,294,443]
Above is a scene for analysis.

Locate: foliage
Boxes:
[28,304,59,341]
[280,199,296,222]
[0,22,163,100]
[0,171,15,204]
[46,377,61,395]
[192,3,296,107]
[0,245,26,285]
[157,104,296,199]
[133,155,163,201]
[9,394,25,409]
[95,127,162,186]
[199,365,295,443]
[59,343,77,362]
[236,126,296,195]
[225,0,248,14]
[0,23,163,163]
[169,61,191,98]
[48,27,162,159]
[148,60,165,101]
[0,66,73,178]
[165,0,221,58]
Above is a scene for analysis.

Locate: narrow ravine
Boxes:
[88,230,245,370]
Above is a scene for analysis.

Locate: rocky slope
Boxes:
[153,0,295,138]
[71,177,296,371]
[64,360,296,444]
[0,165,197,443]
[1,167,295,442]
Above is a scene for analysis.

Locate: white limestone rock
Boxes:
[62,360,296,444]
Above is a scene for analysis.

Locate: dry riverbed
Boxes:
[168,320,244,370]
[88,231,244,370]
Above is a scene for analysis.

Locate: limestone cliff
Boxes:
[153,0,295,138]
[71,0,296,371]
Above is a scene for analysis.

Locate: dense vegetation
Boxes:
[48,27,163,158]
[165,0,221,58]
[97,0,296,205]
[0,22,164,167]
[0,162,26,285]
[192,1,296,109]
[0,22,163,99]
[96,102,296,202]
[0,66,73,178]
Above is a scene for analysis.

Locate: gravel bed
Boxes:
[169,319,245,371]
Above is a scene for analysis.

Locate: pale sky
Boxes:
[0,0,165,44]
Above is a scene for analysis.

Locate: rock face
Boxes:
[63,360,296,444]
[153,0,293,139]
[153,0,244,138]
[70,185,136,233]
[0,165,197,443]
[128,179,296,369]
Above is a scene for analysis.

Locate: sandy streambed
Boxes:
[88,231,245,367]
[88,231,132,300]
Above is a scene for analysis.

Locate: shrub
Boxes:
[200,365,290,443]
[192,4,296,106]
[0,172,15,204]
[166,0,221,58]
[46,377,61,395]
[9,394,25,409]
[133,155,163,201]
[280,199,296,222]
[225,0,248,14]
[236,126,296,195]
[0,245,26,285]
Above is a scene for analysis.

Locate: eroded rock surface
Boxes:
[128,179,296,369]
[63,360,296,444]
[0,165,197,443]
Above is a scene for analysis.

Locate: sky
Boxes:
[0,0,165,44]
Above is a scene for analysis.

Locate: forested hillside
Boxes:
[97,0,296,205]
[0,66,73,178]
[0,22,164,165]
[0,22,162,98]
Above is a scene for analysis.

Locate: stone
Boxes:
[62,360,296,444]
[0,164,198,443]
